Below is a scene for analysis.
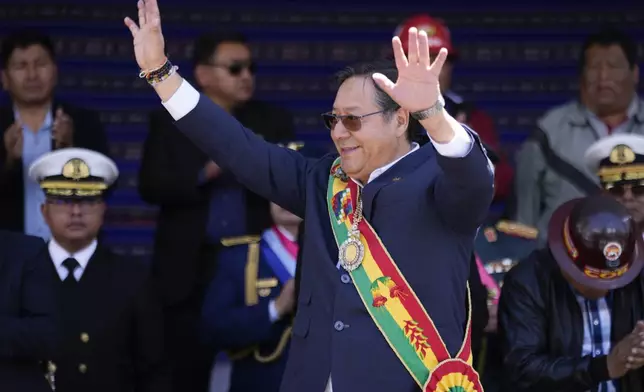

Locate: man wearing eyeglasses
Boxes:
[125,1,493,390]
[585,134,644,229]
[138,31,295,392]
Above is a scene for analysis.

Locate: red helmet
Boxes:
[394,14,457,57]
[548,195,644,290]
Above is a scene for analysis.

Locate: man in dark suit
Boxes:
[126,3,493,391]
[29,147,170,392]
[138,31,294,392]
[0,230,58,392]
[0,29,109,238]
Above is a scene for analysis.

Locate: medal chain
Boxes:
[350,187,363,237]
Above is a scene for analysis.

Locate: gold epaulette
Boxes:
[220,235,261,247]
[495,220,538,240]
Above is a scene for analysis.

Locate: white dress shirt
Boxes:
[49,238,98,281]
[161,79,474,392]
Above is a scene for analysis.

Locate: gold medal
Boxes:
[339,234,365,271]
[339,187,365,272]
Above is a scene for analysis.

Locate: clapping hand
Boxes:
[3,121,22,162]
[626,321,644,370]
[607,321,644,378]
[372,27,448,114]
[53,107,73,148]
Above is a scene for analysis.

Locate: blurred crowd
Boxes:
[1,9,643,392]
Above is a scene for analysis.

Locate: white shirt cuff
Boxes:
[428,124,473,158]
[161,79,201,121]
[268,300,280,323]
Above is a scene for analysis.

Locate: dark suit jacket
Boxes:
[0,103,109,233]
[48,245,170,392]
[170,93,494,392]
[138,100,294,306]
[0,230,58,392]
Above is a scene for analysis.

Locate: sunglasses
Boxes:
[607,184,644,197]
[321,110,385,132]
[215,61,256,76]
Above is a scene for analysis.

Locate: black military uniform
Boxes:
[29,148,171,392]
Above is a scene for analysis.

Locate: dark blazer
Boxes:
[47,245,170,392]
[0,103,109,233]
[202,236,292,392]
[0,230,58,392]
[138,100,294,306]
[170,93,494,392]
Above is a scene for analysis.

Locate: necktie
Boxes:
[62,257,80,284]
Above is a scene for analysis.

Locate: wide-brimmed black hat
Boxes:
[548,195,644,290]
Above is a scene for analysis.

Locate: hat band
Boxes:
[40,180,107,191]
[583,264,629,280]
[41,180,107,198]
[45,188,103,197]
[597,164,644,184]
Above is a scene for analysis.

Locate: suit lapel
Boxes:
[361,145,433,220]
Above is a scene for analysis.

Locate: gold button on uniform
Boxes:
[80,333,89,343]
[78,363,87,373]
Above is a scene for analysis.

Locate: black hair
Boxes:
[579,27,638,73]
[192,31,249,68]
[334,59,420,141]
[0,29,56,69]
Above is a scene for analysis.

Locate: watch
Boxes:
[410,95,446,120]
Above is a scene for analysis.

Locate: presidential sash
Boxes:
[326,158,483,391]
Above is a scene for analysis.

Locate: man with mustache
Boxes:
[29,148,170,392]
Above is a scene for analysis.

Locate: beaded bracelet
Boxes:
[139,59,178,86]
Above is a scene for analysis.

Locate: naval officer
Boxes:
[29,147,171,392]
[585,134,644,229]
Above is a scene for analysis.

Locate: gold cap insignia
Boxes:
[609,145,636,165]
[62,159,90,180]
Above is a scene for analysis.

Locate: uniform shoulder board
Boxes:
[220,235,261,247]
[495,220,538,240]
